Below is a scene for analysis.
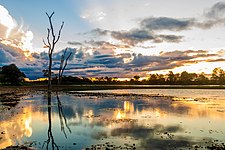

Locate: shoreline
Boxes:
[1,84,225,93]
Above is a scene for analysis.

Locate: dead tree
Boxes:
[58,48,72,84]
[56,48,72,137]
[43,12,64,93]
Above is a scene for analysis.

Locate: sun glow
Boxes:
[116,110,125,119]
[171,61,225,74]
[115,101,135,120]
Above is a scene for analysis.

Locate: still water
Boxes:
[0,89,225,149]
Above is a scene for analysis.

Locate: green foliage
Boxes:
[0,64,26,85]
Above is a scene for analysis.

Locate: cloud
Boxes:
[0,5,16,38]
[0,43,27,63]
[83,1,225,46]
[140,16,225,32]
[0,4,34,62]
[68,40,131,55]
[157,34,183,43]
[205,1,225,19]
[83,28,109,36]
[123,50,224,73]
[86,54,124,68]
[111,29,154,45]
[67,41,83,46]
[110,29,183,45]
[140,17,194,31]
[0,48,14,64]
[0,42,47,79]
[81,11,107,22]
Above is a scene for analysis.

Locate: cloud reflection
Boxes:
[0,107,32,149]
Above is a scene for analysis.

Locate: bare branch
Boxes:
[46,12,56,47]
[55,21,64,44]
[43,39,49,48]
[46,12,54,18]
[46,28,52,53]
[61,52,72,77]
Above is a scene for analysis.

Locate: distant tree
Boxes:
[179,71,197,84]
[218,68,225,84]
[195,72,209,84]
[148,74,157,84]
[148,74,165,84]
[0,70,4,85]
[42,69,54,78]
[133,75,140,81]
[211,68,225,84]
[1,64,26,85]
[166,71,175,84]
[104,76,112,83]
[111,77,118,82]
[211,68,220,83]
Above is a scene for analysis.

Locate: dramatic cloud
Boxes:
[2,2,225,79]
[123,50,224,73]
[0,5,40,79]
[0,43,28,64]
[0,48,15,64]
[0,5,34,53]
[0,5,16,38]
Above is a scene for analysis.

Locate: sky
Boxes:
[1,0,225,79]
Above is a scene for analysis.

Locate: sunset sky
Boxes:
[1,0,225,79]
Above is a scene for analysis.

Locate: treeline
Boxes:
[1,63,225,85]
[48,68,225,85]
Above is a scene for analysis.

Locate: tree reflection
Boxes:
[42,92,71,150]
[56,91,71,138]
[42,93,59,150]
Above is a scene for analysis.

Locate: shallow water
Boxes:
[0,89,225,149]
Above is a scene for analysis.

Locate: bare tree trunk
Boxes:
[43,12,64,95]
[58,48,72,85]
[48,54,52,93]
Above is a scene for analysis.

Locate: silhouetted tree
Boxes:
[1,64,26,85]
[166,71,175,84]
[43,12,64,93]
[211,68,225,84]
[148,74,165,84]
[133,75,140,81]
[195,72,209,84]
[179,71,197,84]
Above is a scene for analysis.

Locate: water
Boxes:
[0,89,225,149]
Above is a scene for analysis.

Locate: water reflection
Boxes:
[0,107,32,149]
[0,89,225,149]
[42,92,71,150]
